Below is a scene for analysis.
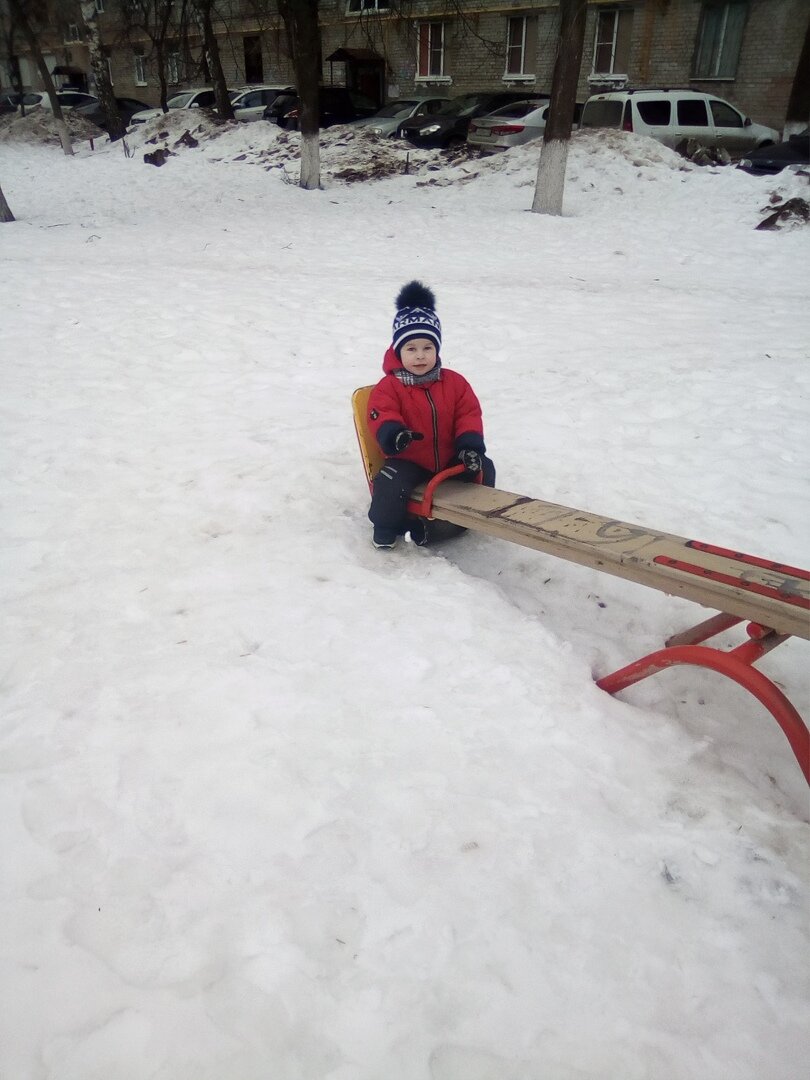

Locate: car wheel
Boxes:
[445,135,464,150]
[756,140,775,148]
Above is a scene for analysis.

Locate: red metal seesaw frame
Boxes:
[403,465,809,786]
[407,463,474,519]
[597,614,809,785]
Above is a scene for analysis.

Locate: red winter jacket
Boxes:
[368,346,486,474]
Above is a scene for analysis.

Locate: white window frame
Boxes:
[503,15,535,83]
[134,51,147,87]
[693,1,747,80]
[416,21,451,84]
[346,0,390,14]
[95,0,105,13]
[65,23,81,44]
[167,51,180,85]
[106,56,113,87]
[592,8,625,75]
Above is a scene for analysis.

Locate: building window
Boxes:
[693,1,747,79]
[134,51,146,86]
[504,15,537,79]
[65,23,81,43]
[95,0,105,12]
[167,51,180,85]
[244,35,263,84]
[592,8,633,74]
[346,0,389,12]
[417,22,445,79]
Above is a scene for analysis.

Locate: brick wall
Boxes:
[316,0,805,130]
[638,0,808,131]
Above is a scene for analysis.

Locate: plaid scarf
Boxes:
[392,361,442,388]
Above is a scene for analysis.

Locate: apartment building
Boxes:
[2,1,807,134]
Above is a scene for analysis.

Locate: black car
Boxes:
[0,91,34,113]
[737,129,810,176]
[262,91,298,125]
[263,86,378,130]
[74,96,150,134]
[399,91,550,149]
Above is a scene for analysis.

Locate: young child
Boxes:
[367,281,495,549]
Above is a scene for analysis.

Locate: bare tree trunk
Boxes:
[531,0,586,215]
[785,16,809,137]
[156,40,169,111]
[8,0,73,155]
[0,181,14,222]
[1,15,24,108]
[80,2,126,140]
[197,0,233,120]
[156,0,175,111]
[278,0,321,190]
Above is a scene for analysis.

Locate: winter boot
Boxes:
[372,527,398,550]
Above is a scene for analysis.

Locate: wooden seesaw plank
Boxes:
[408,481,810,640]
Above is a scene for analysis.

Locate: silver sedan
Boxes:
[468,99,580,150]
[354,97,450,138]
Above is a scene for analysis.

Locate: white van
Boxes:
[580,89,778,155]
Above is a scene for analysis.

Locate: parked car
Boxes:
[353,97,450,138]
[1,89,98,112]
[399,91,550,149]
[262,91,299,125]
[580,89,778,155]
[467,99,582,150]
[268,86,379,130]
[129,88,225,126]
[229,84,296,122]
[737,129,810,176]
[46,90,98,110]
[74,96,150,133]
[0,92,23,114]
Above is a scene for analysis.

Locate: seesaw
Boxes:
[353,386,810,784]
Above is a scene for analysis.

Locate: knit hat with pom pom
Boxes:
[392,281,441,356]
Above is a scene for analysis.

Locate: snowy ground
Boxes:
[1,121,809,1080]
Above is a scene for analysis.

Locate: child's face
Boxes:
[399,338,437,376]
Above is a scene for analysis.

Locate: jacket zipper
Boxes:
[425,388,440,472]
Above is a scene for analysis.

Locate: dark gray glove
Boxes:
[394,429,424,453]
[457,448,482,474]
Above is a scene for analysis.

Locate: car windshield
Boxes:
[373,100,419,118]
[167,93,194,109]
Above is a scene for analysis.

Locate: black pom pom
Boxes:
[395,280,436,311]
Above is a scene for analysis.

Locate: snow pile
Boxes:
[122,110,441,180]
[0,106,103,144]
[88,109,695,188]
[122,107,227,150]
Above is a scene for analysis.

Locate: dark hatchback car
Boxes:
[737,129,810,176]
[0,92,22,114]
[263,86,378,129]
[74,96,150,134]
[399,91,550,149]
